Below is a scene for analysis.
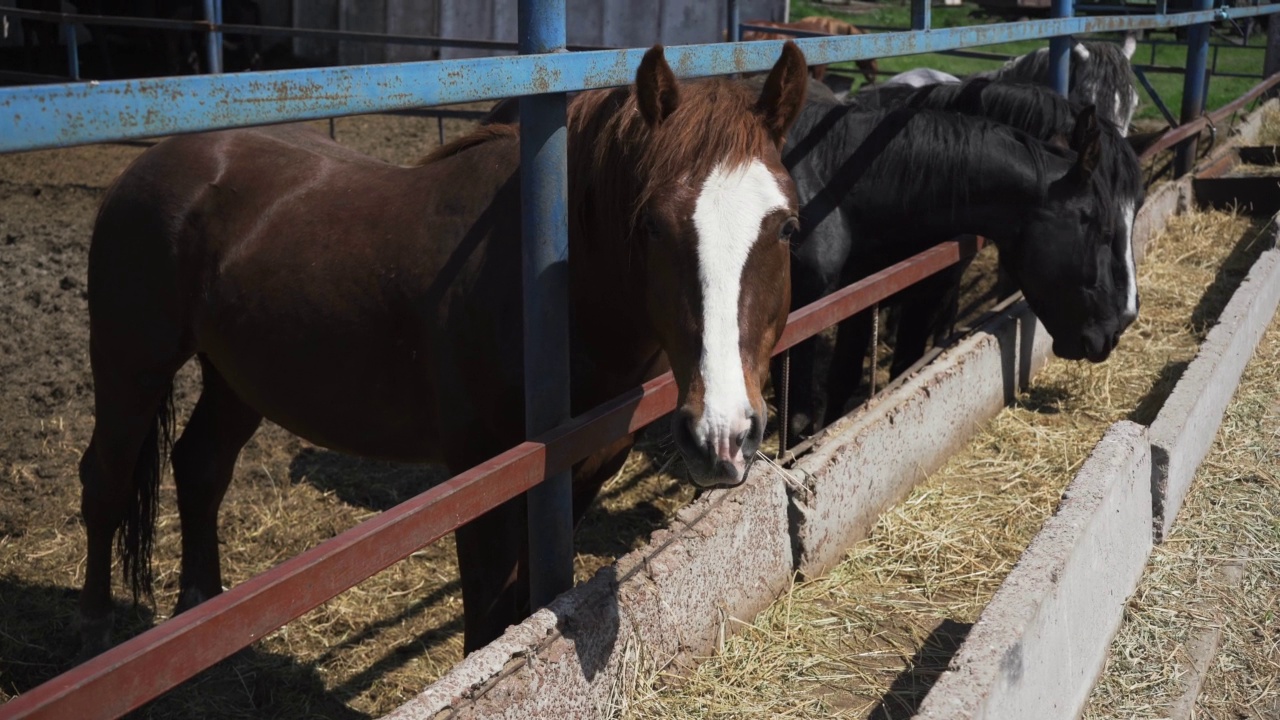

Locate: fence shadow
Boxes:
[0,577,366,720]
[865,619,972,720]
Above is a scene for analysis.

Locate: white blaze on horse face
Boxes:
[691,158,788,469]
[1121,200,1138,322]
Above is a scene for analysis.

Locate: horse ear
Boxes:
[1069,105,1102,181]
[1122,32,1138,60]
[756,41,809,146]
[636,45,680,128]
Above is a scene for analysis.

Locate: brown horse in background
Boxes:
[742,16,880,85]
[77,43,809,657]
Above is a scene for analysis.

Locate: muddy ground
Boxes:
[0,107,1003,718]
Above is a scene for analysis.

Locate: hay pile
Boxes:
[621,208,1274,719]
[1256,105,1280,146]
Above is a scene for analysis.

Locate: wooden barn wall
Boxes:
[290,0,788,64]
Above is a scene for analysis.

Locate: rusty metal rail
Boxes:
[1140,72,1280,163]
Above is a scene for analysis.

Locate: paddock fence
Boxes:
[2,0,1280,717]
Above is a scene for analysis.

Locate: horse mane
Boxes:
[415,124,518,166]
[567,77,779,231]
[852,77,1142,209]
[795,107,1065,225]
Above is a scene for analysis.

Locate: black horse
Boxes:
[774,82,1143,439]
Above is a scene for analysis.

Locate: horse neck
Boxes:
[564,94,664,379]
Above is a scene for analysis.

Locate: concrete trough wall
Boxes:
[1150,242,1280,540]
[386,299,1054,719]
[791,301,1049,575]
[913,421,1153,720]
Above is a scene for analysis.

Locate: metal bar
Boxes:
[1134,65,1180,126]
[1267,8,1280,89]
[518,0,573,611]
[62,22,79,81]
[912,0,932,32]
[5,6,1280,154]
[1139,71,1280,162]
[1175,0,1215,176]
[728,0,741,42]
[1050,0,1074,96]
[0,228,983,720]
[738,23,829,38]
[0,6,610,52]
[202,0,222,74]
[776,237,986,352]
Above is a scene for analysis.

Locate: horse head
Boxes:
[1002,105,1142,363]
[630,43,807,487]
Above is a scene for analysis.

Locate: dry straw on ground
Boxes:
[621,207,1274,719]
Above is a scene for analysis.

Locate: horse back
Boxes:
[90,122,528,467]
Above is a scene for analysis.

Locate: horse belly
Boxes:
[197,294,445,462]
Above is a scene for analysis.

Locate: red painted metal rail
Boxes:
[0,236,985,720]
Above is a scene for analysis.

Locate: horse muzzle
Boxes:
[672,407,764,488]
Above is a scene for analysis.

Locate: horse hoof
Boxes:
[787,413,813,445]
[77,612,114,662]
[173,587,210,615]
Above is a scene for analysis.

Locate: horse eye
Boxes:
[780,217,800,241]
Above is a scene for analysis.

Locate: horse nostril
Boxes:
[735,428,749,448]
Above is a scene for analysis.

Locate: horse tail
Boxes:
[118,383,176,603]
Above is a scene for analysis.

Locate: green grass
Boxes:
[788,0,1268,124]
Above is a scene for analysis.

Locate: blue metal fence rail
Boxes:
[4,5,1279,153]
[2,1,1279,717]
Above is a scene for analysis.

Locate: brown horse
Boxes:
[742,16,880,85]
[76,43,809,656]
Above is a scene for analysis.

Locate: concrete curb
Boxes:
[913,421,1153,720]
[1150,242,1280,540]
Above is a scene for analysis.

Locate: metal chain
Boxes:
[778,349,791,461]
[869,303,880,398]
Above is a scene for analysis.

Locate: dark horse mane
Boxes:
[417,123,518,165]
[850,76,1143,208]
[789,102,1070,228]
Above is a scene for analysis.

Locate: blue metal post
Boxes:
[1175,0,1214,176]
[912,0,931,32]
[518,0,574,610]
[203,0,223,73]
[1049,0,1074,97]
[63,22,79,80]
[728,0,741,43]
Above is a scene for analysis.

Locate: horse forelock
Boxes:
[568,77,782,230]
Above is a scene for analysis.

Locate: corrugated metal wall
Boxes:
[289,0,788,64]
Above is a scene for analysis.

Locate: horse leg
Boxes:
[171,357,263,614]
[78,365,182,658]
[453,434,635,654]
[455,496,529,654]
[889,267,963,379]
[823,310,873,425]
